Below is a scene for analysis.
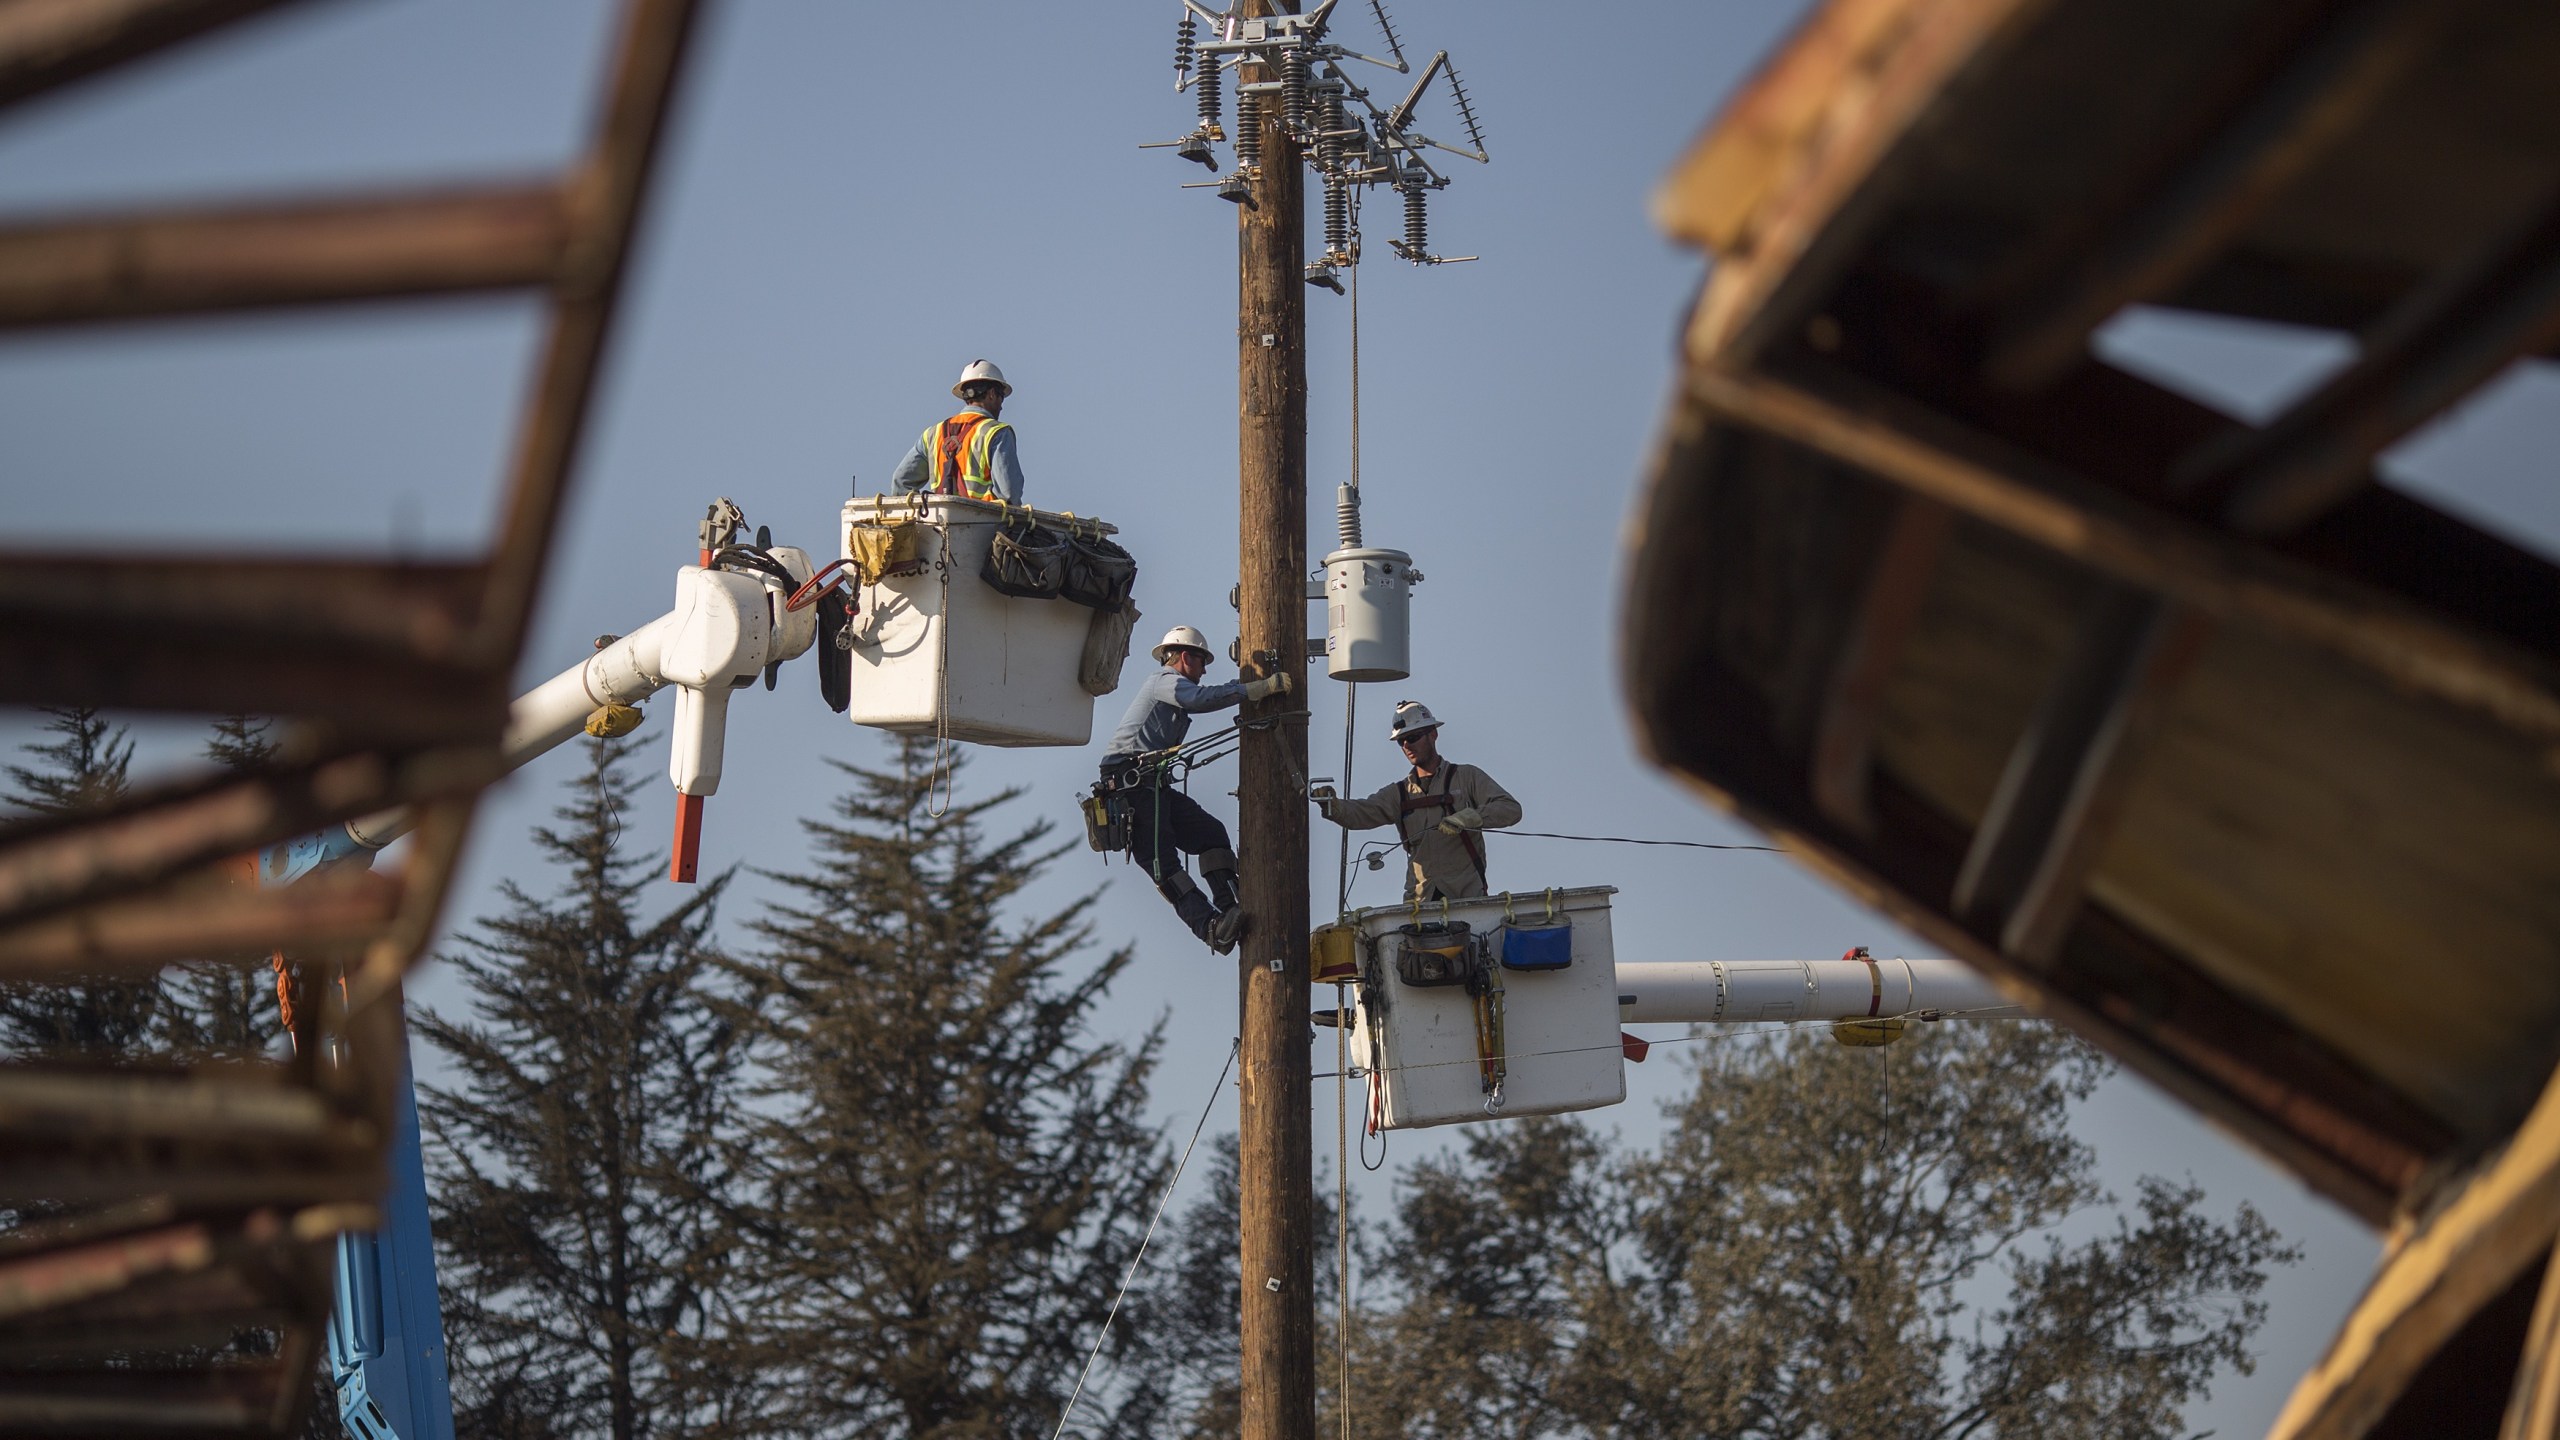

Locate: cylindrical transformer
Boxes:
[1322,546,1419,682]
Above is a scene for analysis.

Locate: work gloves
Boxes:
[1307,782,1337,819]
[1436,806,1484,835]
[1242,669,1294,702]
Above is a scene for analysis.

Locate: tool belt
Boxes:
[1088,753,1179,857]
[1097,753,1174,793]
[1080,786,1131,854]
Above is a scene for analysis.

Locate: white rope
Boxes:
[1050,1038,1240,1440]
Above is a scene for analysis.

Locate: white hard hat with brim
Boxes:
[953,358,1012,399]
[1153,624,1213,665]
[1388,700,1442,741]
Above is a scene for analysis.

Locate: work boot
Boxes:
[1209,904,1251,955]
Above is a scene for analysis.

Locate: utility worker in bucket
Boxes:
[1313,700,1521,901]
[1101,625,1294,954]
[889,359,1026,504]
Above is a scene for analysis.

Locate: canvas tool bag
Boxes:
[1061,525,1138,611]
[848,516,927,585]
[1395,918,1479,989]
[981,507,1070,598]
[1079,599,1142,697]
[1500,890,1573,972]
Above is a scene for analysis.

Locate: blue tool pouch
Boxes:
[1499,890,1573,972]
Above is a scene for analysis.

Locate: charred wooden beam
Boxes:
[0,0,317,111]
[2180,183,2560,533]
[1624,408,2452,1220]
[479,0,704,654]
[1811,495,1952,834]
[1820,267,2560,678]
[0,1071,361,1148]
[2047,901,2448,1211]
[0,555,504,734]
[1981,0,2472,391]
[2501,1249,2560,1440]
[2270,1062,2560,1440]
[0,1219,213,1323]
[1688,361,2560,743]
[0,183,573,329]
[1654,0,2057,368]
[0,746,495,933]
[1953,587,2212,963]
[0,1163,377,1210]
[0,866,397,979]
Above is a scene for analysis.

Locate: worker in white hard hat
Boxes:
[1311,700,1520,901]
[889,359,1026,504]
[1098,624,1294,954]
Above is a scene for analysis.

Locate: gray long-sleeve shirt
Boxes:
[1322,760,1522,901]
[1105,666,1248,759]
[888,402,1027,504]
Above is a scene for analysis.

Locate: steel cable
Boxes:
[1049,1038,1241,1440]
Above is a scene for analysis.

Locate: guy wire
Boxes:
[1050,1038,1240,1440]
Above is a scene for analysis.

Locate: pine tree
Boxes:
[417,735,753,1440]
[731,738,1171,1440]
[165,714,292,1060]
[1334,1023,2296,1440]
[5,705,133,816]
[0,706,164,1057]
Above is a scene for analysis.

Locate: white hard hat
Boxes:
[1152,624,1214,665]
[1388,700,1442,741]
[952,358,1012,400]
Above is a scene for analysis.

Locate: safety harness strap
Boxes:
[1399,766,1487,888]
[928,411,1006,499]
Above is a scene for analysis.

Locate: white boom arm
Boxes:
[337,551,818,857]
[1614,957,2026,1025]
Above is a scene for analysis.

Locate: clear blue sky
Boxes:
[7,2,2556,1433]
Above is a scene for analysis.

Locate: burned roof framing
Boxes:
[0,0,704,1431]
[1628,1,2560,1433]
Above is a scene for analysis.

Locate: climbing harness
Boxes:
[926,409,1009,501]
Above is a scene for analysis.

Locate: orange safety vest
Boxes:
[922,410,1010,501]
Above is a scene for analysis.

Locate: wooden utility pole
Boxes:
[1234,1,1315,1436]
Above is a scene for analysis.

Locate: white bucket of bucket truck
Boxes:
[839,495,1131,747]
[1346,885,1623,1131]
